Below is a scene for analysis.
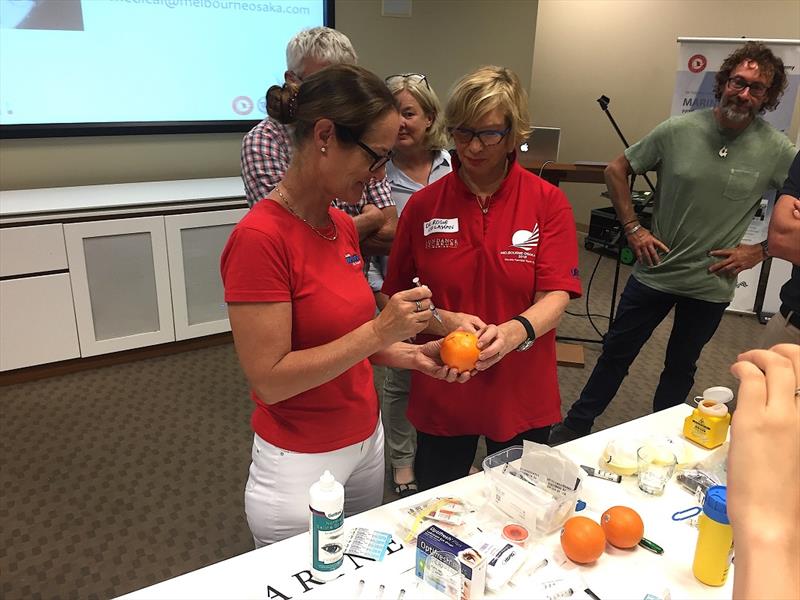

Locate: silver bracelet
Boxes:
[625,224,642,236]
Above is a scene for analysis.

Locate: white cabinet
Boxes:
[64,216,175,356]
[0,274,81,370]
[0,178,248,371]
[0,223,68,276]
[165,208,246,340]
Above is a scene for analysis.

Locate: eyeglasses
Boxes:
[355,139,394,172]
[727,76,768,98]
[336,124,393,172]
[385,73,430,90]
[449,126,511,146]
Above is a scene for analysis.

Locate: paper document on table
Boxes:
[520,440,583,497]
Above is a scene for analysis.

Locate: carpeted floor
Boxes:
[0,239,763,599]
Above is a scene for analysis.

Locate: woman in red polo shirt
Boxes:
[222,65,469,546]
[383,66,582,490]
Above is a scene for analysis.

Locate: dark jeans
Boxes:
[564,275,728,434]
[415,425,552,491]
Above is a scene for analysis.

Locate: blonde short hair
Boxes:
[445,66,532,145]
[386,76,448,151]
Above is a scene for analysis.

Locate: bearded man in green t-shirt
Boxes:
[550,42,797,444]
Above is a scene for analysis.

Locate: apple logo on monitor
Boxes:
[520,143,529,152]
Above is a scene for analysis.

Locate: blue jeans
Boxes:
[563,275,728,434]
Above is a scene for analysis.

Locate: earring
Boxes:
[320,146,327,154]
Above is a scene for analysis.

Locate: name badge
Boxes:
[423,218,459,236]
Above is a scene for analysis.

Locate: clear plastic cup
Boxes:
[637,445,678,495]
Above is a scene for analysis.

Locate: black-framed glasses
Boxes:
[336,124,393,172]
[727,76,768,98]
[385,73,430,90]
[449,126,511,146]
[355,139,394,172]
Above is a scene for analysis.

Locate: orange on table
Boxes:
[560,516,606,564]
[440,331,480,372]
[601,506,644,549]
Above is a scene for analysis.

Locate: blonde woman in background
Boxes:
[368,73,451,497]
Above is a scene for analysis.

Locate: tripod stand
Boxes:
[557,95,656,346]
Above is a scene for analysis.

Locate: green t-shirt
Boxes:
[625,109,796,303]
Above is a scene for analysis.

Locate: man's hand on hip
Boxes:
[708,243,764,276]
[626,227,670,266]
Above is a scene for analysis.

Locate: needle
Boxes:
[412,276,443,324]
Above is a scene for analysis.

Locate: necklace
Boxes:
[476,195,492,214]
[460,159,508,214]
[275,185,338,241]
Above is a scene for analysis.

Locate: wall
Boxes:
[0,0,538,191]
[336,0,537,110]
[530,0,800,228]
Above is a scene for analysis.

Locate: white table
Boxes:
[120,405,732,600]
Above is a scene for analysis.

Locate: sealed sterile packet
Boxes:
[520,440,583,497]
[398,496,478,542]
[483,443,584,534]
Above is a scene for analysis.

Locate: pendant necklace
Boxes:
[275,185,338,241]
[476,194,491,214]
[462,159,508,214]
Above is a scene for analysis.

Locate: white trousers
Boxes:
[244,421,385,547]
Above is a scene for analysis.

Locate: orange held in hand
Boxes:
[601,506,644,549]
[560,516,606,564]
[440,331,480,372]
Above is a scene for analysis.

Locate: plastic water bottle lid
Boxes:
[702,485,729,524]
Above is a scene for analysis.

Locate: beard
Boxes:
[719,95,756,123]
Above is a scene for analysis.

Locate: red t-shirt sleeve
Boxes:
[382,195,417,297]
[221,225,292,303]
[535,187,582,298]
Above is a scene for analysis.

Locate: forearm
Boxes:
[246,321,385,405]
[508,291,570,346]
[352,205,384,241]
[604,157,637,227]
[767,195,800,263]
[370,341,420,369]
[360,207,398,256]
[734,537,800,599]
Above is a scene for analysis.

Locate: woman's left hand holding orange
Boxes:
[474,321,520,371]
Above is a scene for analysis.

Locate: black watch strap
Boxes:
[511,315,536,350]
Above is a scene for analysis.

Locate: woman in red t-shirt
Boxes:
[221,65,469,547]
[383,66,582,490]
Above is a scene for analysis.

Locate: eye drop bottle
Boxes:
[692,485,734,586]
[309,470,345,581]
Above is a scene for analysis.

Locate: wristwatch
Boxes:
[760,239,770,260]
[511,315,536,351]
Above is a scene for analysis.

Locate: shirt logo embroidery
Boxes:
[344,253,362,266]
[425,237,459,250]
[500,223,538,264]
[424,218,459,236]
[511,225,539,250]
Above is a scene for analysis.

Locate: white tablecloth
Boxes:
[120,404,733,600]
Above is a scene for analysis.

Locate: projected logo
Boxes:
[688,54,707,74]
[232,96,254,116]
[258,97,267,114]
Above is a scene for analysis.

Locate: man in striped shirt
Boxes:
[241,27,397,255]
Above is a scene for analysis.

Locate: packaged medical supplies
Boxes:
[483,442,584,534]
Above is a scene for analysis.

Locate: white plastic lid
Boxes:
[319,470,335,490]
[701,386,734,404]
